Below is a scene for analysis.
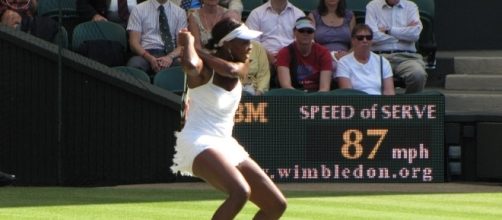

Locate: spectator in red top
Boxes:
[275,16,332,92]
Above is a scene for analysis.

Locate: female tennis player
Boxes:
[171,18,287,219]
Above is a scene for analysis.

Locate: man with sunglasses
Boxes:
[365,0,427,94]
[336,24,395,95]
[276,17,332,92]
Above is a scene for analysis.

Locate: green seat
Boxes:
[71,21,127,51]
[289,0,319,14]
[346,0,371,24]
[264,88,306,96]
[37,0,78,18]
[52,26,69,49]
[242,0,264,21]
[113,66,151,83]
[328,88,368,95]
[153,66,186,94]
[411,0,436,69]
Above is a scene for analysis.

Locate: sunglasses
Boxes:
[355,35,373,41]
[297,29,314,34]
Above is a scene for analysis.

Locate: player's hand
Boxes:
[177,28,194,48]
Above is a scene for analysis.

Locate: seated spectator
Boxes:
[276,17,332,92]
[241,41,270,95]
[0,9,21,29]
[336,24,395,95]
[77,0,146,28]
[0,0,37,17]
[308,0,355,64]
[365,0,427,94]
[126,0,187,75]
[245,0,304,65]
[171,0,242,20]
[187,0,226,50]
[1,8,59,43]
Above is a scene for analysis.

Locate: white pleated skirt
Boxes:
[171,131,250,176]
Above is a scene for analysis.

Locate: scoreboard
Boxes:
[233,94,444,183]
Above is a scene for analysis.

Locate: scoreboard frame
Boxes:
[233,94,445,183]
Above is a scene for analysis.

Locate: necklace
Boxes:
[200,7,223,32]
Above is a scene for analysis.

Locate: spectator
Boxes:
[77,0,146,28]
[170,0,242,20]
[336,24,395,95]
[276,17,332,92]
[245,0,305,66]
[241,41,270,95]
[1,8,60,43]
[365,0,427,93]
[308,0,355,63]
[0,0,37,17]
[187,0,226,50]
[0,9,21,29]
[126,0,187,75]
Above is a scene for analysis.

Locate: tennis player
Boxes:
[172,18,287,219]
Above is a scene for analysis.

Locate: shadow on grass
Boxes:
[1,182,502,208]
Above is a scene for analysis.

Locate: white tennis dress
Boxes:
[171,73,249,176]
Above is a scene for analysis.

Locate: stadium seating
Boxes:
[346,0,371,24]
[52,26,68,49]
[153,66,186,94]
[289,0,319,14]
[264,88,307,96]
[37,0,78,18]
[71,21,127,51]
[306,88,367,96]
[113,66,151,83]
[242,0,264,21]
[411,0,437,69]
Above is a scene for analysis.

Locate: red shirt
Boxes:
[276,42,332,91]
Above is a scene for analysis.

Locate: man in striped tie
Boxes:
[126,0,187,75]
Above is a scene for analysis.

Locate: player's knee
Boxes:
[229,183,251,203]
[273,197,288,217]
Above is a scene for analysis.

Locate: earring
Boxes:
[227,48,235,61]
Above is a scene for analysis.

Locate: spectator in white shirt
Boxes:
[365,0,426,93]
[336,24,395,95]
[245,0,305,66]
[126,0,187,75]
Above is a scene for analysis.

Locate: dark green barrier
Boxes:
[234,94,445,183]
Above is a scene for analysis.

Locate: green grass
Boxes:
[1,186,502,219]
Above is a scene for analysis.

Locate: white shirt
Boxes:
[245,1,305,55]
[336,52,393,95]
[365,0,422,52]
[127,0,187,50]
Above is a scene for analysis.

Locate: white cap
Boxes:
[295,19,315,31]
[217,24,262,47]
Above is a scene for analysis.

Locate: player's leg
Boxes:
[192,148,251,220]
[237,158,287,219]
